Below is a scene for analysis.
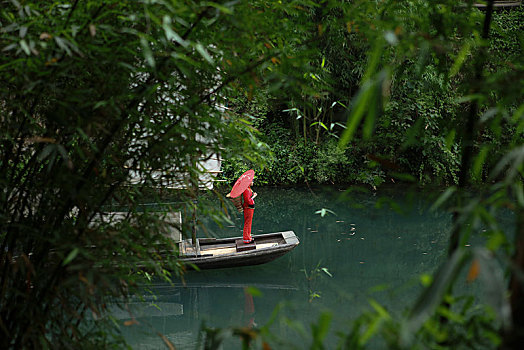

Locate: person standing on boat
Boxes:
[242,180,257,244]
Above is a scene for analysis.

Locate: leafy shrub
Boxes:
[221,123,362,186]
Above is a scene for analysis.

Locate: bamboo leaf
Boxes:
[514,182,524,207]
[472,146,490,180]
[311,311,332,345]
[162,15,188,47]
[62,248,79,266]
[449,41,471,78]
[140,37,155,67]
[315,208,336,217]
[512,103,524,123]
[474,248,512,331]
[320,267,332,277]
[336,101,348,109]
[56,144,68,160]
[430,187,456,212]
[54,36,71,56]
[455,94,484,104]
[339,41,383,147]
[38,144,55,161]
[490,145,524,181]
[369,299,390,319]
[360,299,390,345]
[479,107,500,123]
[203,2,233,14]
[401,249,469,346]
[19,25,27,38]
[437,305,464,323]
[195,43,214,64]
[20,39,30,55]
[444,129,456,151]
[2,43,19,52]
[338,81,373,147]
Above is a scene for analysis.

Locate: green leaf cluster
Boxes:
[0,0,330,348]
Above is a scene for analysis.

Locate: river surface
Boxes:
[115,185,495,349]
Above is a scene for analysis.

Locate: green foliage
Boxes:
[334,292,501,350]
[377,63,462,185]
[221,123,359,186]
[223,2,522,190]
[221,1,523,349]
[0,0,331,348]
[489,6,523,67]
[301,262,333,303]
[1,0,523,348]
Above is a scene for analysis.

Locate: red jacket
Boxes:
[242,187,255,209]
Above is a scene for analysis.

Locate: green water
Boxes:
[117,185,486,349]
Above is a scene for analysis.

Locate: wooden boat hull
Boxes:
[179,231,299,270]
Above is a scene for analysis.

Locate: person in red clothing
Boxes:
[242,180,257,243]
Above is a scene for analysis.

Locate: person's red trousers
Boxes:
[243,208,254,243]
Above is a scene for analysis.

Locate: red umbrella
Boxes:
[228,169,254,198]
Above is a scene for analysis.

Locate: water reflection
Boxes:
[117,186,456,348]
[116,280,301,349]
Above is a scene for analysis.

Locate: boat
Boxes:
[179,231,299,270]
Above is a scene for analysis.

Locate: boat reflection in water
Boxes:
[111,229,299,348]
[112,271,300,349]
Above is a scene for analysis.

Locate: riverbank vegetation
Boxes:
[1,0,523,349]
[222,4,522,189]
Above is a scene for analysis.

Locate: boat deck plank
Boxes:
[200,243,236,250]
[200,242,280,257]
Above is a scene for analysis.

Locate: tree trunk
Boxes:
[448,0,494,256]
[502,205,524,349]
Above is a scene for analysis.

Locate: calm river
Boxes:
[115,185,492,349]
